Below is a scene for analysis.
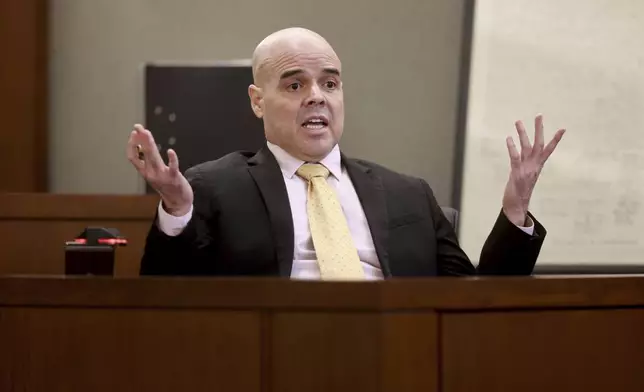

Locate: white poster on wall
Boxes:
[459,0,644,266]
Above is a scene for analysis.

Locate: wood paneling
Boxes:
[0,220,152,276]
[0,193,158,276]
[441,309,644,392]
[380,313,439,392]
[272,312,438,392]
[271,312,380,392]
[0,307,262,392]
[1,276,644,391]
[0,0,48,191]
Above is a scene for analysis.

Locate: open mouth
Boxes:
[301,118,329,130]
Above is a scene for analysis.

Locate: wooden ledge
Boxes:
[0,193,159,220]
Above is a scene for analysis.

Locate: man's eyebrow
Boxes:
[323,67,340,76]
[280,69,303,80]
[279,67,341,80]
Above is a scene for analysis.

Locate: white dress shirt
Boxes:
[156,142,534,279]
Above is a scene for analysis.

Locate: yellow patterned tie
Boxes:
[296,163,365,280]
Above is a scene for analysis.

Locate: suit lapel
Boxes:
[343,156,392,277]
[248,147,294,277]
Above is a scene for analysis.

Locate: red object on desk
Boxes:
[97,238,128,246]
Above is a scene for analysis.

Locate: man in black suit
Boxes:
[127,27,565,279]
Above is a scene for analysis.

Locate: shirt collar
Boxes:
[266,141,343,181]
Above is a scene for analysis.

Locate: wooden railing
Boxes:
[0,193,158,276]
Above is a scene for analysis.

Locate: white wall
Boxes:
[459,0,644,263]
[48,0,469,205]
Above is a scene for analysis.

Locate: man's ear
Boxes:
[248,84,264,118]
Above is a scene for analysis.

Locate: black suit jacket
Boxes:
[140,147,546,277]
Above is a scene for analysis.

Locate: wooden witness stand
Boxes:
[1,275,644,391]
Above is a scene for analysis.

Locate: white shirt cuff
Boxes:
[156,202,193,236]
[515,216,535,236]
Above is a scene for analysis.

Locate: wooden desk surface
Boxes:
[2,275,644,310]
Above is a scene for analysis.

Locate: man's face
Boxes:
[250,39,344,162]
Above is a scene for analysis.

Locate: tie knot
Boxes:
[297,163,330,181]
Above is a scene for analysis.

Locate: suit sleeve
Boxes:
[420,179,546,276]
[139,167,218,276]
[476,210,546,275]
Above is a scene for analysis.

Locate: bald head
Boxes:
[251,27,340,86]
[247,27,345,162]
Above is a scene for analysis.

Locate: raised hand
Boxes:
[502,114,565,226]
[127,124,193,216]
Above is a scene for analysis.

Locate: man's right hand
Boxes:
[127,124,193,216]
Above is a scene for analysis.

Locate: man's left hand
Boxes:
[502,114,565,226]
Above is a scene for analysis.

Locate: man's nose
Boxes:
[305,84,326,106]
